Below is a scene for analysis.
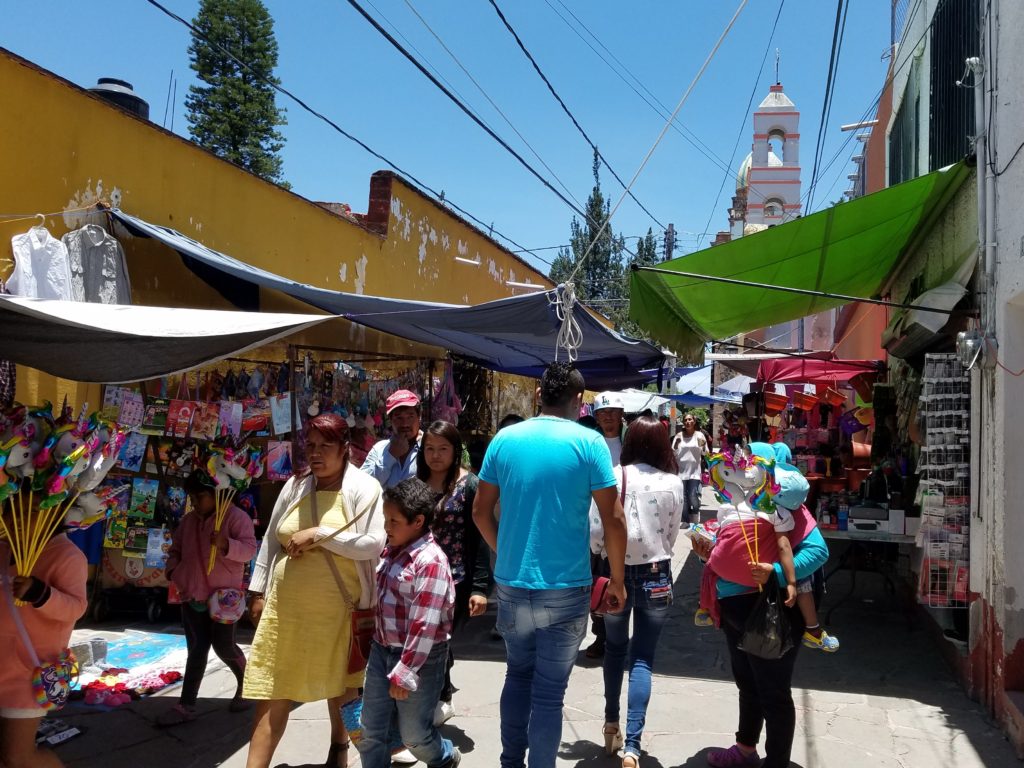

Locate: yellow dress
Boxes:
[243,491,364,701]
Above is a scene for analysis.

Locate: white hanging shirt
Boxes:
[9,226,74,300]
[62,224,132,304]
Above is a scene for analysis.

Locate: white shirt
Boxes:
[672,430,707,481]
[590,463,684,564]
[9,226,73,300]
[604,436,622,467]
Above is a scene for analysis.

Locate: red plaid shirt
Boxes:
[375,533,454,691]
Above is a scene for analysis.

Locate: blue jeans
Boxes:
[603,560,673,756]
[682,479,703,522]
[356,641,455,768]
[496,584,590,768]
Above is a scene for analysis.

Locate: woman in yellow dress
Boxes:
[244,413,385,768]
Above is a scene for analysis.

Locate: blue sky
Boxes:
[3,1,890,275]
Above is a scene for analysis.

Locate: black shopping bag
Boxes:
[737,580,794,660]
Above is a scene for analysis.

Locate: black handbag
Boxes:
[737,579,794,660]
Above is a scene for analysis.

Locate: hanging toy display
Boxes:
[0,403,127,605]
[199,439,264,574]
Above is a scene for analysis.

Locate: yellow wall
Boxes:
[0,50,552,406]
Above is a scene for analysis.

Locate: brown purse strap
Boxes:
[309,480,362,610]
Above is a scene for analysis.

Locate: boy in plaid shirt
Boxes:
[356,478,460,768]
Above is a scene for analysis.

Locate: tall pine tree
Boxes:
[185,0,288,185]
[548,150,626,304]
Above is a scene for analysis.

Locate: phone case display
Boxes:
[915,353,971,607]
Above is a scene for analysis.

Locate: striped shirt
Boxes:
[374,533,454,691]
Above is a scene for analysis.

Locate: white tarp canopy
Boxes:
[0,296,336,383]
[715,373,755,402]
[673,365,712,397]
[618,389,670,413]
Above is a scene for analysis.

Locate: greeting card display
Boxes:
[123,525,150,558]
[270,393,293,436]
[242,399,271,435]
[145,528,173,568]
[190,401,221,441]
[218,401,243,439]
[104,512,128,550]
[166,400,196,439]
[118,391,145,428]
[117,432,148,473]
[130,477,160,520]
[266,441,293,482]
[140,398,170,436]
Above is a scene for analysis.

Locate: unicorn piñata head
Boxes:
[707,447,781,512]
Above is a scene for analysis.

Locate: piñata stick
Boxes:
[207,487,236,574]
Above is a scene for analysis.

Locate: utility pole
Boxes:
[663,223,676,261]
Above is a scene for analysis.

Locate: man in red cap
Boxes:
[361,389,423,490]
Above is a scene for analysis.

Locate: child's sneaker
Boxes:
[706,744,761,766]
[694,608,714,627]
[802,629,840,652]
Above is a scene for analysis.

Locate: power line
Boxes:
[542,0,771,204]
[343,0,593,225]
[806,0,849,211]
[566,0,749,283]
[486,0,667,232]
[399,0,586,212]
[696,0,785,248]
[143,0,556,274]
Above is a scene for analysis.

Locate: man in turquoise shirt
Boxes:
[474,362,627,768]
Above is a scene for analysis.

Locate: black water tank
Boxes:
[88,78,150,120]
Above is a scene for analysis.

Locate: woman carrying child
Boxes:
[356,478,460,768]
[589,415,685,768]
[416,421,492,726]
[159,470,258,726]
[692,442,829,768]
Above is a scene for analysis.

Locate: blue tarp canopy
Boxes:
[110,210,663,388]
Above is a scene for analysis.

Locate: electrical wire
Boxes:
[806,0,848,211]
[486,0,666,231]
[400,0,586,213]
[695,0,785,248]
[566,0,749,284]
[343,0,592,224]
[142,0,555,272]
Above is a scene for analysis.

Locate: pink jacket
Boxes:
[165,506,257,602]
[0,535,88,711]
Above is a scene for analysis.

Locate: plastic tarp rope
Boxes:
[629,162,970,361]
[0,296,333,383]
[110,210,663,388]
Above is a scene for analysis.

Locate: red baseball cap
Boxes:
[386,389,421,415]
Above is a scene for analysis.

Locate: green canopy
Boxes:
[629,162,971,361]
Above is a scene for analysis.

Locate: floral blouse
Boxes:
[431,474,491,595]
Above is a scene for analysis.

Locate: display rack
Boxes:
[915,353,971,607]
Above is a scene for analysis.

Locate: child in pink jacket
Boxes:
[0,532,87,767]
[158,471,257,726]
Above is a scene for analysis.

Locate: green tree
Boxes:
[549,150,626,305]
[185,0,288,186]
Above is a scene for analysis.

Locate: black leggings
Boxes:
[719,592,805,768]
[180,605,247,706]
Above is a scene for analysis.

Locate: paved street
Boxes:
[56,493,1018,768]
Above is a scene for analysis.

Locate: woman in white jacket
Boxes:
[590,415,685,768]
[243,413,386,768]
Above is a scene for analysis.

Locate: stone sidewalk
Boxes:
[55,512,1018,767]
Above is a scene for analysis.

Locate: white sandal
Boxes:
[603,723,624,755]
[622,751,640,768]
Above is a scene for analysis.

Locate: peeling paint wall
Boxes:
[0,51,552,405]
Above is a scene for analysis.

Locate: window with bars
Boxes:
[889,59,921,186]
[928,0,979,171]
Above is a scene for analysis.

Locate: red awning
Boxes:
[756,358,883,385]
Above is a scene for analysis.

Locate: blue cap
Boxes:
[774,464,810,510]
[749,442,775,462]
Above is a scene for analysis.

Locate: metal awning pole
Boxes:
[633,264,968,315]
